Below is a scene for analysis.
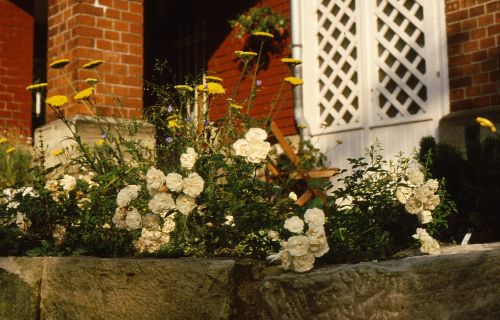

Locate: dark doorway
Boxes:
[143,0,257,107]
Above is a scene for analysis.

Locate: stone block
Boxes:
[39,257,234,320]
[0,257,44,320]
[259,243,500,320]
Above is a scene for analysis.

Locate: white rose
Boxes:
[407,169,425,186]
[232,138,248,157]
[424,195,441,211]
[15,212,31,233]
[176,194,197,215]
[268,230,280,241]
[418,210,432,224]
[304,208,326,227]
[21,187,38,198]
[246,140,271,163]
[284,216,304,234]
[224,215,235,226]
[112,207,127,229]
[60,175,77,192]
[180,147,198,170]
[425,179,439,192]
[125,207,142,230]
[412,227,430,241]
[7,201,19,209]
[414,185,433,202]
[148,192,175,216]
[102,223,111,229]
[292,253,315,273]
[141,213,161,230]
[420,237,441,255]
[52,224,66,245]
[288,192,298,201]
[45,179,59,192]
[165,172,183,192]
[162,214,176,234]
[306,225,329,257]
[116,185,141,208]
[405,196,423,215]
[395,186,412,204]
[287,235,310,256]
[244,127,267,142]
[182,172,205,197]
[146,167,166,192]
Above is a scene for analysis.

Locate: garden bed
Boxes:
[1,242,499,320]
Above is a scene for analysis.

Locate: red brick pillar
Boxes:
[46,0,144,121]
[445,0,500,111]
[0,0,34,136]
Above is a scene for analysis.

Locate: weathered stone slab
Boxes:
[0,257,44,320]
[40,257,234,320]
[259,243,500,320]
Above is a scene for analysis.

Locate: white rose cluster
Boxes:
[114,149,205,254]
[396,169,441,225]
[44,174,78,202]
[268,208,329,273]
[412,228,440,255]
[232,128,271,164]
[396,168,442,256]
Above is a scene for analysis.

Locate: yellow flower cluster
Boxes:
[46,95,69,108]
[26,83,48,92]
[234,51,257,59]
[85,78,99,85]
[49,59,70,69]
[205,76,223,83]
[5,147,16,154]
[476,117,497,133]
[197,82,226,95]
[167,115,182,129]
[284,77,304,86]
[82,60,104,69]
[252,31,274,39]
[95,139,106,146]
[0,137,7,144]
[174,85,194,93]
[51,148,65,156]
[74,87,94,100]
[229,103,243,110]
[281,58,302,68]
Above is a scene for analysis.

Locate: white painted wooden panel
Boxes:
[300,0,449,170]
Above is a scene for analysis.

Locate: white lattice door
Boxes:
[301,0,449,169]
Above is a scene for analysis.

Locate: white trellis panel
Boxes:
[301,0,449,170]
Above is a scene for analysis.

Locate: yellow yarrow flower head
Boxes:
[95,139,105,146]
[85,78,99,86]
[167,115,182,129]
[284,77,304,86]
[26,83,48,92]
[476,117,497,133]
[281,58,302,68]
[174,85,194,93]
[197,82,226,95]
[229,103,243,110]
[5,147,16,154]
[234,51,258,60]
[51,148,65,156]
[252,31,274,39]
[49,59,70,69]
[74,87,94,101]
[0,137,7,144]
[205,76,223,83]
[46,95,69,108]
[82,59,104,69]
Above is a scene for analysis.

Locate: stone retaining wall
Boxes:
[1,243,499,320]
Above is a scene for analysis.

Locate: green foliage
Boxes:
[418,124,500,243]
[0,136,33,189]
[229,7,287,40]
[320,144,453,263]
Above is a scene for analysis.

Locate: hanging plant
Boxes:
[229,7,287,40]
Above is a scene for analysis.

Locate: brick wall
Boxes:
[446,0,500,112]
[208,0,296,136]
[0,0,33,136]
[47,0,143,122]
